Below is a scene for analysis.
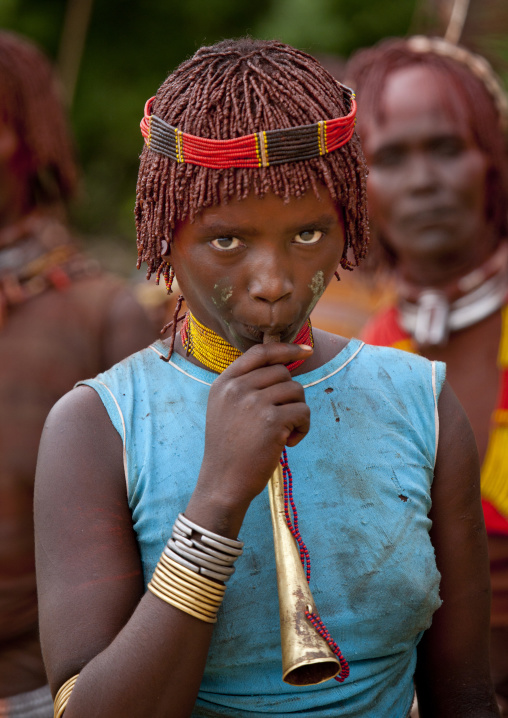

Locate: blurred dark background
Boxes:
[1,0,506,275]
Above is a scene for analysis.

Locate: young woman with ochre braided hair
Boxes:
[346,36,508,715]
[35,38,498,717]
[0,31,155,718]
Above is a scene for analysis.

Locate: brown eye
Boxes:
[210,237,243,250]
[431,138,464,158]
[293,230,323,244]
[371,147,405,168]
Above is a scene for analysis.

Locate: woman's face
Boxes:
[168,187,344,352]
[361,65,492,283]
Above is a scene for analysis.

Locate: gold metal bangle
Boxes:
[159,560,227,597]
[161,552,227,591]
[159,560,226,597]
[150,573,218,616]
[150,574,219,616]
[155,568,222,607]
[148,581,217,623]
[53,674,79,718]
[154,566,222,607]
[155,563,223,605]
[161,553,226,593]
[158,553,226,596]
[54,681,75,718]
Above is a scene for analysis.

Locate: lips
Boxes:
[241,321,297,343]
[242,324,264,342]
[400,205,458,228]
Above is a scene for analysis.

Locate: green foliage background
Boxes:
[0,0,417,253]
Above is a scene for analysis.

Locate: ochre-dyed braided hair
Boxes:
[0,31,78,209]
[136,38,369,288]
[346,36,508,270]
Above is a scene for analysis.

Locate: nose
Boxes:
[248,252,293,304]
[405,152,440,195]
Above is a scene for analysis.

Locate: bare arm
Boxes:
[35,342,312,718]
[415,381,499,717]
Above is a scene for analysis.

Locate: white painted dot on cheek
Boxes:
[211,282,233,308]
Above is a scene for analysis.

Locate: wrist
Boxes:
[186,484,250,540]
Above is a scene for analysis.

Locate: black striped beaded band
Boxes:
[140,88,357,169]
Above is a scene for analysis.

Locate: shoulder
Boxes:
[67,273,157,364]
[84,342,162,385]
[360,341,443,379]
[38,383,124,485]
[63,272,125,313]
[310,329,443,393]
[354,343,446,422]
[78,343,164,421]
[44,382,119,435]
[78,342,208,438]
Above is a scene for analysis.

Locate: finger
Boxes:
[286,425,309,447]
[279,400,311,447]
[261,379,306,406]
[281,402,311,447]
[223,342,313,379]
[265,402,311,447]
[235,363,293,391]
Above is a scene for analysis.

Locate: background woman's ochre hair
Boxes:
[135,38,370,283]
[0,30,78,208]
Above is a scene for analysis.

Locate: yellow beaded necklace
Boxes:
[181,313,241,373]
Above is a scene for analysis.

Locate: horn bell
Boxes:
[268,463,340,686]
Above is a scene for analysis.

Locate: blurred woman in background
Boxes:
[0,30,154,717]
[347,36,508,714]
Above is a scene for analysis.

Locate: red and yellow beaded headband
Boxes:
[140,91,357,169]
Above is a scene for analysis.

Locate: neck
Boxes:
[398,241,508,302]
[179,312,314,374]
[395,226,499,289]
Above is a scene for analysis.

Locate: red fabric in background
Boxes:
[484,499,508,536]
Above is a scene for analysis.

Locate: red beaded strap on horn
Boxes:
[280,448,350,682]
[140,94,357,169]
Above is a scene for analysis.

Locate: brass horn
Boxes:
[263,331,341,686]
[268,462,341,686]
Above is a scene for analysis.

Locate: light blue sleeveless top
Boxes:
[79,338,445,717]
